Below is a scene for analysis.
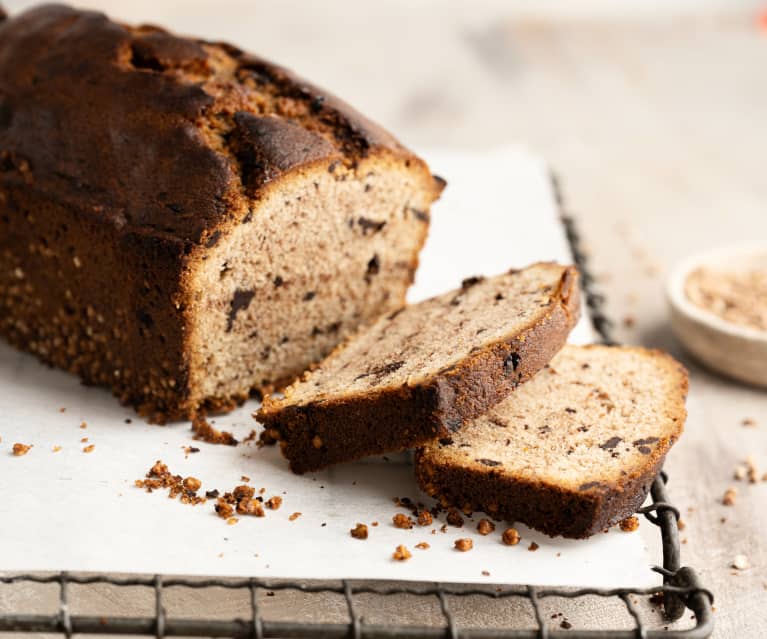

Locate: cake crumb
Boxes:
[677,519,686,531]
[350,523,368,539]
[481,570,490,576]
[52,445,62,453]
[528,541,540,552]
[266,496,282,510]
[79,421,87,429]
[233,485,255,501]
[742,418,757,427]
[371,521,379,527]
[12,443,32,456]
[82,444,95,453]
[182,477,201,492]
[722,487,737,506]
[136,460,206,506]
[454,538,473,552]
[392,545,412,561]
[289,512,302,521]
[80,437,88,443]
[732,554,749,570]
[477,518,495,536]
[393,513,414,529]
[192,415,238,446]
[215,502,235,518]
[241,475,250,482]
[446,508,464,527]
[502,528,520,546]
[237,499,264,516]
[416,510,433,526]
[619,516,640,532]
[415,542,430,550]
[227,517,239,526]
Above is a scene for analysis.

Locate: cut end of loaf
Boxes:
[415,344,688,538]
[183,155,437,415]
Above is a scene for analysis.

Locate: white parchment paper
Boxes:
[0,148,660,587]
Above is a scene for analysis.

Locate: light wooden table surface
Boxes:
[4,1,767,636]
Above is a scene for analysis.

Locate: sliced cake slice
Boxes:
[257,262,580,473]
[415,345,688,539]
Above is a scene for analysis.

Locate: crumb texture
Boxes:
[258,263,580,473]
[268,263,577,405]
[416,345,688,538]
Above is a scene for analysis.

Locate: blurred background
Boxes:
[5,1,767,633]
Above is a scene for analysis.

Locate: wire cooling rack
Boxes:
[0,175,714,638]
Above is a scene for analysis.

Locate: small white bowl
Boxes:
[667,244,767,388]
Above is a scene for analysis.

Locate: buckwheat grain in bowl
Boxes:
[667,245,767,387]
[685,265,767,333]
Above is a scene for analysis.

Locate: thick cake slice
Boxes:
[0,6,442,421]
[415,345,688,539]
[258,263,580,473]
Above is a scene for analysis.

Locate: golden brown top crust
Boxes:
[0,4,432,246]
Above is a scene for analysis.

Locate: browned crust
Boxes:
[414,450,667,539]
[414,346,689,539]
[0,5,441,245]
[258,266,581,474]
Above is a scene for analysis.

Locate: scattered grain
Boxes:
[619,516,640,532]
[392,545,412,561]
[350,523,368,540]
[454,538,473,552]
[502,528,520,546]
[192,415,237,446]
[477,518,495,535]
[12,443,32,456]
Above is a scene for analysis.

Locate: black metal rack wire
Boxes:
[0,175,714,638]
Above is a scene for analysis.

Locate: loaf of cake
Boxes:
[415,345,688,538]
[258,263,580,473]
[0,6,443,421]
